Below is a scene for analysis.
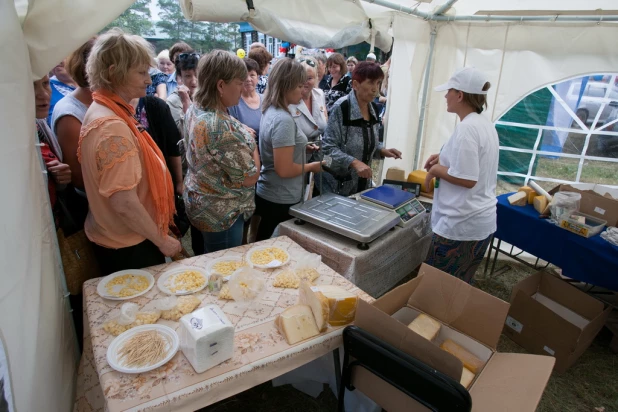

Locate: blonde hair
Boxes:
[157,49,170,62]
[194,50,247,110]
[262,58,307,113]
[86,28,155,91]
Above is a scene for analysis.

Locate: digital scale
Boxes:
[358,185,427,227]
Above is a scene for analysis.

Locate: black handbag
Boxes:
[173,195,190,237]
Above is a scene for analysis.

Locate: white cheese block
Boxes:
[179,305,234,373]
[408,314,441,341]
[275,305,320,345]
[299,281,329,332]
[507,191,527,206]
[461,367,475,389]
[311,285,358,326]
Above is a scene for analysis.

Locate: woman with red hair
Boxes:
[321,61,402,196]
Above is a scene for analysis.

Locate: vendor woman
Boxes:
[320,61,401,196]
[424,67,499,283]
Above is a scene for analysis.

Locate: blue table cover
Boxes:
[496,193,618,291]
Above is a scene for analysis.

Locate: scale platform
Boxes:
[289,193,400,249]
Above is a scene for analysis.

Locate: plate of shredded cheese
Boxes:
[97,270,155,300]
[106,324,179,374]
[246,246,290,269]
[157,266,208,295]
[206,256,248,277]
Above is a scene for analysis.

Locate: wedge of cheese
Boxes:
[533,195,548,214]
[275,305,320,345]
[518,186,537,204]
[407,170,434,193]
[299,281,329,332]
[440,339,484,374]
[407,314,441,341]
[312,285,358,326]
[460,367,475,389]
[507,191,527,206]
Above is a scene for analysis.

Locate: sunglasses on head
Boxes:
[177,53,200,62]
[298,58,316,68]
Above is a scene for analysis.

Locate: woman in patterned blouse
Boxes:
[184,50,261,253]
[319,53,351,112]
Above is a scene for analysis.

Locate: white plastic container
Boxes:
[179,305,234,373]
[559,212,607,238]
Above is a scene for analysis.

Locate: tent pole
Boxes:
[362,0,618,22]
[413,25,437,170]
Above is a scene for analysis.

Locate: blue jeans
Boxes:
[201,216,245,254]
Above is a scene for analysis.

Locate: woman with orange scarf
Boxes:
[78,29,180,275]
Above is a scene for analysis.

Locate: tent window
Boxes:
[496,74,618,194]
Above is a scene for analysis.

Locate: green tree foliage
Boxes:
[103,0,154,36]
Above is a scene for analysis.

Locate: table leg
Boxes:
[333,347,342,392]
[484,235,495,276]
[489,238,501,278]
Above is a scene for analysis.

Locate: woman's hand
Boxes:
[424,153,440,171]
[351,159,372,178]
[178,85,192,113]
[306,143,320,153]
[46,160,72,185]
[380,148,402,159]
[157,235,182,257]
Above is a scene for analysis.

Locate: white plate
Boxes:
[97,269,155,301]
[206,255,248,278]
[157,266,208,295]
[245,246,291,269]
[106,324,179,374]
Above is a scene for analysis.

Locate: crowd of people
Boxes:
[36,28,498,345]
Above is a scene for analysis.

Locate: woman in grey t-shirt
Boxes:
[255,59,323,241]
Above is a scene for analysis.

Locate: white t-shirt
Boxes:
[431,112,499,241]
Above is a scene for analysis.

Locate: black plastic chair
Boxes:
[338,326,472,412]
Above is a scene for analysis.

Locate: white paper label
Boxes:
[594,206,606,215]
[543,346,555,356]
[505,316,523,333]
[264,260,282,268]
[310,286,321,292]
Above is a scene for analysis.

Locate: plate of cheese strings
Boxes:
[106,324,179,374]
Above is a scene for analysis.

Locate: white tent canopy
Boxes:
[4,1,618,411]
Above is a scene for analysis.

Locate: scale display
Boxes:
[395,198,426,223]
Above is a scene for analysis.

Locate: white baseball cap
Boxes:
[435,67,489,94]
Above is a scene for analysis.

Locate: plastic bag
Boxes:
[157,295,201,321]
[155,296,178,312]
[102,302,161,336]
[550,192,581,223]
[294,253,321,283]
[228,266,265,303]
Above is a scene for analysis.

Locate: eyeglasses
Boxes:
[298,58,316,68]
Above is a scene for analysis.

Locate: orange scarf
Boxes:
[83,89,175,235]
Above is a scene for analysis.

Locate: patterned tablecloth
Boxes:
[74,236,373,412]
[276,214,433,298]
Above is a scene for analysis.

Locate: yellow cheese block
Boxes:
[299,281,329,332]
[407,314,441,341]
[309,285,358,326]
[407,170,434,193]
[440,339,484,374]
[518,186,537,204]
[275,305,321,345]
[460,367,475,389]
[507,191,527,206]
[533,195,548,214]
[385,167,407,182]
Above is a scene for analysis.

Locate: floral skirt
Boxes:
[425,233,493,284]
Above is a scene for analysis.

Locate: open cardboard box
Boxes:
[548,183,618,226]
[503,271,612,373]
[354,264,555,412]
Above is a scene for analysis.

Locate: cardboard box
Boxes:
[549,183,618,226]
[353,264,555,412]
[503,271,612,373]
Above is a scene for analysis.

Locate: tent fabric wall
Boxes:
[179,0,393,51]
[417,21,618,167]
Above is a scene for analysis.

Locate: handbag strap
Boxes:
[56,195,79,234]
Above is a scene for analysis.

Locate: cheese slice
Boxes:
[460,367,475,389]
[440,339,484,374]
[533,195,548,214]
[275,305,320,345]
[407,170,434,193]
[518,186,537,204]
[407,314,441,341]
[311,285,358,326]
[507,191,527,206]
[299,281,329,332]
